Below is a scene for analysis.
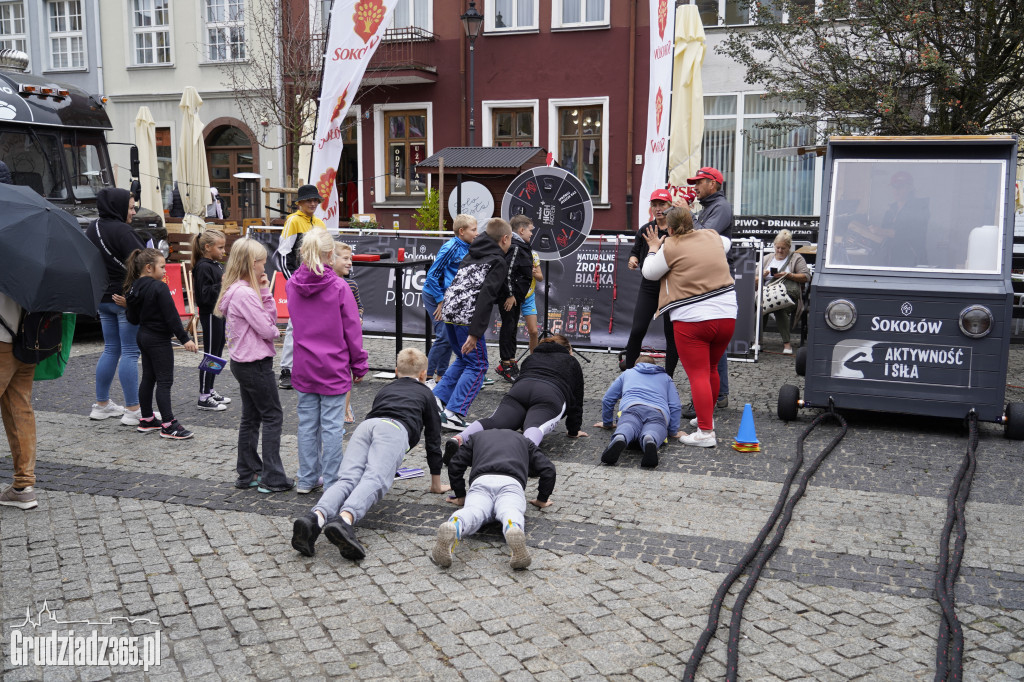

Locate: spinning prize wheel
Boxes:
[501,167,593,260]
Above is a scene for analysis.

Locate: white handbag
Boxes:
[761,279,795,314]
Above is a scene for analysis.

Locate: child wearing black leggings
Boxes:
[125,248,198,439]
[191,228,230,411]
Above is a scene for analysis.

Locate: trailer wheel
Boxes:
[795,347,807,376]
[1005,403,1024,440]
[778,384,800,422]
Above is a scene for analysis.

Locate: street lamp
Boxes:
[460,1,484,146]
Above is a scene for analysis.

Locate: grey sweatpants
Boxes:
[449,474,526,538]
[313,418,408,524]
[280,320,293,370]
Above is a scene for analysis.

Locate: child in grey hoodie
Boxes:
[597,355,681,469]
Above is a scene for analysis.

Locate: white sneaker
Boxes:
[679,429,717,448]
[689,417,715,429]
[121,408,161,426]
[440,409,468,431]
[90,401,124,420]
[424,378,437,389]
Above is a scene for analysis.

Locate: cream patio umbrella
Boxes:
[176,87,210,234]
[133,106,163,216]
[667,5,706,189]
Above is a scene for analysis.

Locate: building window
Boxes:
[206,0,245,61]
[0,1,26,54]
[692,0,820,26]
[701,93,817,215]
[557,105,602,198]
[392,0,430,31]
[47,0,86,70]
[486,0,537,32]
[552,0,608,28]
[385,110,428,198]
[493,108,533,147]
[132,0,171,65]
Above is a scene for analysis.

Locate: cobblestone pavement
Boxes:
[2,336,1022,680]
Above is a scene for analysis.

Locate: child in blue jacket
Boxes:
[597,355,681,469]
[422,214,478,386]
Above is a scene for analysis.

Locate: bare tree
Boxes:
[218,0,326,185]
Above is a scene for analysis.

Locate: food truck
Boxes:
[778,136,1023,439]
[0,50,166,252]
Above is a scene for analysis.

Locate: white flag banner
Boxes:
[310,0,400,230]
[636,0,676,228]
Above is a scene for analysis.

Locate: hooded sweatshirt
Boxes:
[447,429,556,502]
[286,263,368,395]
[125,276,190,343]
[601,362,682,434]
[441,233,508,338]
[87,188,145,302]
[516,342,585,436]
[219,280,279,362]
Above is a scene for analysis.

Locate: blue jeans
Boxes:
[433,324,488,417]
[95,300,140,405]
[422,293,452,378]
[296,391,346,491]
[717,352,729,397]
[613,404,669,448]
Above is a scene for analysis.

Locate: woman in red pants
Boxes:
[641,206,736,447]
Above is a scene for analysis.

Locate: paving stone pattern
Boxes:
[1,337,1022,680]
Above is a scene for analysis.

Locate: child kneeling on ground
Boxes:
[291,348,449,561]
[596,354,681,469]
[431,429,555,570]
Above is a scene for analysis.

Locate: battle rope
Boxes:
[683,409,848,682]
[933,412,979,682]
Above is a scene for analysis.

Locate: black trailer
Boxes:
[779,135,1023,438]
[0,50,166,252]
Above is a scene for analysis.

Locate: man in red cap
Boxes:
[620,189,679,376]
[683,167,734,415]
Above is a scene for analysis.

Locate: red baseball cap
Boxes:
[649,189,673,203]
[686,167,724,185]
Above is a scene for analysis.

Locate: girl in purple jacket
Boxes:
[216,238,294,493]
[286,228,369,495]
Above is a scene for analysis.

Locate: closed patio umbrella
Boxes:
[176,87,210,234]
[134,106,163,216]
[668,5,706,190]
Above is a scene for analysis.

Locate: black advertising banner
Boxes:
[829,339,973,388]
[249,230,760,357]
[733,215,819,244]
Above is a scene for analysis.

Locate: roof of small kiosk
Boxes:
[417,146,546,171]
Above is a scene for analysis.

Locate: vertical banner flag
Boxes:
[637,0,677,228]
[310,0,399,231]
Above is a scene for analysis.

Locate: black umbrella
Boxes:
[0,183,106,315]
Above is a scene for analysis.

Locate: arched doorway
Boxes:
[205,124,257,220]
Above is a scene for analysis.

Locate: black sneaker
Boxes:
[160,420,194,440]
[258,478,296,493]
[439,410,468,432]
[137,416,162,433]
[682,402,696,420]
[323,517,366,561]
[495,362,516,383]
[197,396,227,411]
[291,512,322,557]
[442,437,462,466]
[717,395,729,409]
[600,438,626,465]
[640,439,660,469]
[278,368,292,390]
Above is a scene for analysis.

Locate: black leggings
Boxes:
[137,327,175,422]
[622,284,678,376]
[198,312,226,395]
[479,379,565,432]
[498,301,521,362]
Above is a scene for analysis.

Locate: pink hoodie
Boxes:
[220,280,279,362]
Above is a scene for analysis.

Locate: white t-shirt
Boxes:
[0,292,21,344]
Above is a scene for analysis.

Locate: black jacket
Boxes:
[629,220,669,292]
[125,276,191,344]
[441,233,509,338]
[365,377,443,475]
[87,188,145,302]
[504,233,535,303]
[448,429,556,502]
[192,257,224,315]
[516,342,585,436]
[694,190,733,239]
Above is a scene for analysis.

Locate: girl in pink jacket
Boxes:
[216,238,294,493]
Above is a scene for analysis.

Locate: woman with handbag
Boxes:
[759,230,811,355]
